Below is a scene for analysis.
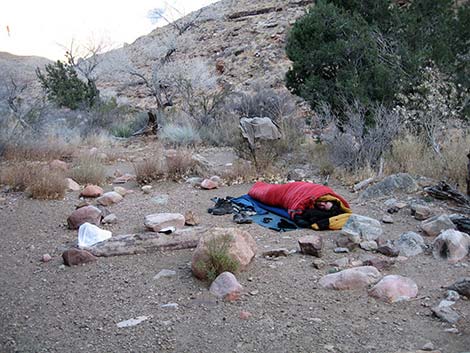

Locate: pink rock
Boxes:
[80,185,103,198]
[201,179,218,190]
[113,186,130,196]
[433,229,469,263]
[144,213,185,232]
[191,227,257,280]
[319,266,382,290]
[49,159,68,171]
[67,205,102,229]
[209,272,243,301]
[298,235,323,257]
[96,191,123,206]
[66,178,81,192]
[62,248,97,266]
[368,275,418,303]
[239,311,252,320]
[41,254,52,262]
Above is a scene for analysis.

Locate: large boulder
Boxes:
[360,173,420,200]
[340,214,383,244]
[318,266,381,290]
[368,275,418,303]
[191,227,257,280]
[67,205,102,229]
[420,215,456,237]
[144,213,185,232]
[432,229,469,263]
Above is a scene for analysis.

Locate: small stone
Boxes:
[66,178,80,192]
[201,179,218,190]
[298,235,323,257]
[382,215,394,223]
[154,269,177,280]
[262,248,290,258]
[160,303,178,309]
[334,247,349,253]
[97,191,123,206]
[330,257,349,268]
[141,185,152,194]
[209,272,243,301]
[41,254,52,262]
[432,304,460,323]
[444,328,459,334]
[184,210,199,226]
[360,240,378,251]
[102,214,117,224]
[239,311,252,320]
[80,185,103,198]
[117,316,149,328]
[312,259,326,269]
[377,245,399,257]
[422,342,434,351]
[62,248,97,266]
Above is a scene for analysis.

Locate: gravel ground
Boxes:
[1,168,469,353]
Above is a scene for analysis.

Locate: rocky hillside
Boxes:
[97,0,314,107]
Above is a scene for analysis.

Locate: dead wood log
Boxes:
[424,181,470,211]
[86,227,207,257]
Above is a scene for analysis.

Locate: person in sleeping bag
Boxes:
[248,181,352,230]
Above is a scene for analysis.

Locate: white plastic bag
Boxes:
[78,222,112,248]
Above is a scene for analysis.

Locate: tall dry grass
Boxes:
[386,132,469,190]
[0,162,67,199]
[69,155,107,185]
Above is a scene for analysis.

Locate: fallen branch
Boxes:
[424,181,470,211]
[85,227,207,257]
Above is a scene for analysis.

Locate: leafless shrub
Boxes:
[220,159,257,184]
[165,149,197,181]
[70,155,107,185]
[230,87,296,122]
[0,162,34,191]
[319,102,401,171]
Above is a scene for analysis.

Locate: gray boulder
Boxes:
[341,214,383,244]
[395,231,425,257]
[360,173,419,200]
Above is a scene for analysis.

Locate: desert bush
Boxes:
[195,234,239,283]
[286,0,469,118]
[165,149,197,181]
[27,167,67,200]
[319,102,401,171]
[1,137,74,162]
[386,132,470,190]
[160,122,201,147]
[230,88,296,122]
[134,158,165,184]
[0,162,34,190]
[198,115,241,147]
[220,159,257,184]
[0,163,67,199]
[70,155,107,185]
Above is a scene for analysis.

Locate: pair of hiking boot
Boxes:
[208,197,234,215]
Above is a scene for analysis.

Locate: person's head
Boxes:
[315,200,333,211]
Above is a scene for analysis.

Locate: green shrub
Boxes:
[36,60,98,110]
[196,234,239,283]
[286,0,401,114]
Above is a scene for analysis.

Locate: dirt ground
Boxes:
[0,145,469,353]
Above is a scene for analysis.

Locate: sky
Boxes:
[0,0,218,61]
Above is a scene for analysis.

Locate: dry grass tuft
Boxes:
[134,158,166,185]
[0,162,67,199]
[70,155,107,185]
[166,149,197,181]
[221,159,257,184]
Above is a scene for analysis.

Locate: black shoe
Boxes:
[208,198,234,215]
[233,213,253,224]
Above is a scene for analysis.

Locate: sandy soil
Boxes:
[0,148,469,353]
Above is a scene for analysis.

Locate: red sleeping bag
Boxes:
[248,181,350,219]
